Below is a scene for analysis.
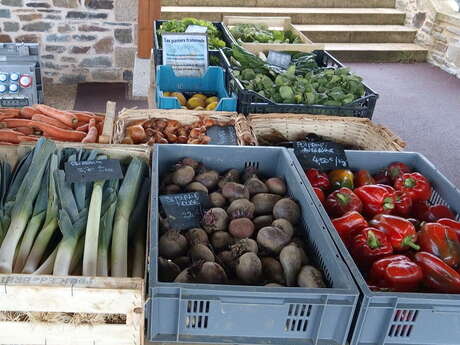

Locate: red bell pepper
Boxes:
[373,170,391,186]
[407,218,422,230]
[370,255,423,292]
[412,202,455,222]
[350,227,393,270]
[418,222,460,268]
[438,218,460,240]
[328,169,354,190]
[386,162,412,182]
[414,251,460,294]
[394,191,412,217]
[306,168,330,190]
[370,214,420,251]
[354,170,375,188]
[395,172,432,202]
[354,184,396,216]
[325,187,363,217]
[332,211,368,247]
[313,187,325,204]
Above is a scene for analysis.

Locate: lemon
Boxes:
[172,92,187,106]
[191,93,207,101]
[205,96,218,105]
[194,106,205,110]
[206,101,218,111]
[163,91,172,97]
[187,97,205,110]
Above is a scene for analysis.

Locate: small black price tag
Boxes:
[294,141,348,171]
[160,192,211,231]
[206,126,238,145]
[64,159,123,183]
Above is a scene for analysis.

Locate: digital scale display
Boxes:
[0,98,29,107]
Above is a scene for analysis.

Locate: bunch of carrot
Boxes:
[0,105,104,145]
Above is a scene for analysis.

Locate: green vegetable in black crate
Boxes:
[230,23,301,44]
[158,18,226,50]
[226,45,366,106]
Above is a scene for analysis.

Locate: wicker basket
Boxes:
[114,109,258,146]
[248,113,405,151]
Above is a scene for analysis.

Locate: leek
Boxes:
[0,161,12,244]
[21,155,60,274]
[32,246,57,275]
[97,180,119,276]
[111,158,146,277]
[69,235,85,275]
[0,138,56,273]
[13,168,49,273]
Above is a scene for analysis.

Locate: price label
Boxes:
[206,125,238,145]
[64,159,123,183]
[160,192,211,231]
[294,141,348,171]
[267,51,292,69]
[162,32,208,77]
[185,25,208,33]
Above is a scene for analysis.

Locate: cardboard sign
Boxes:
[207,125,238,145]
[160,192,211,231]
[64,159,123,183]
[162,32,208,77]
[267,51,292,69]
[294,141,348,171]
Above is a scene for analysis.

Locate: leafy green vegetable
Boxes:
[158,18,226,50]
[230,24,301,44]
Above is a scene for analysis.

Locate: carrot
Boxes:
[0,113,18,121]
[96,122,103,136]
[81,126,98,143]
[12,126,36,136]
[29,121,87,142]
[0,118,32,128]
[71,111,104,123]
[0,108,20,116]
[77,120,87,127]
[34,104,78,128]
[19,106,40,119]
[77,123,89,132]
[0,129,24,144]
[18,135,38,142]
[32,114,72,130]
[0,141,14,145]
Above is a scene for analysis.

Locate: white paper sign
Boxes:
[267,51,292,69]
[162,33,208,77]
[185,25,208,33]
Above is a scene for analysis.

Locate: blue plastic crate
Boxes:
[155,65,237,112]
[147,144,359,345]
[291,150,460,345]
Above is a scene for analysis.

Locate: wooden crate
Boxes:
[0,143,150,345]
[223,16,324,53]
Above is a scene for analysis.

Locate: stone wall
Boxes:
[397,0,460,78]
[0,0,138,84]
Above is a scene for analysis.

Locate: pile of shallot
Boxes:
[158,158,327,288]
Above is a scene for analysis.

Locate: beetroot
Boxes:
[158,257,181,282]
[195,170,219,189]
[261,257,285,285]
[211,231,234,251]
[189,244,215,262]
[209,192,226,208]
[186,228,209,246]
[253,215,273,231]
[227,199,255,219]
[256,226,292,253]
[196,262,228,284]
[185,182,208,193]
[202,208,228,233]
[236,252,262,284]
[280,244,302,287]
[172,165,195,186]
[229,218,255,239]
[163,184,181,194]
[245,176,268,196]
[265,177,287,195]
[218,169,240,189]
[159,230,188,259]
[272,218,294,238]
[231,238,258,256]
[222,182,249,202]
[251,193,282,215]
[273,198,301,224]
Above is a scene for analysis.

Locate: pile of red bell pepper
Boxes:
[306,162,460,294]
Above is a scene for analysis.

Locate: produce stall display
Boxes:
[113,108,257,146]
[294,150,460,345]
[0,105,106,144]
[222,45,378,117]
[223,16,323,53]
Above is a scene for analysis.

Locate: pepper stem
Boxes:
[404,178,416,188]
[336,193,349,205]
[402,236,420,251]
[367,231,380,249]
[383,197,395,210]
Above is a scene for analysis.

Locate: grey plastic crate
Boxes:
[147,144,359,345]
[291,150,460,345]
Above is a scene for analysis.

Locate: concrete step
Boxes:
[297,25,416,43]
[162,0,396,8]
[323,43,427,62]
[160,7,406,25]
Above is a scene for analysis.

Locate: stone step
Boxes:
[297,25,417,43]
[160,7,406,25]
[323,43,428,62]
[162,0,396,8]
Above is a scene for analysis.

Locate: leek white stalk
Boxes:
[0,139,55,273]
[111,158,145,277]
[32,246,58,275]
[69,235,85,276]
[82,180,105,276]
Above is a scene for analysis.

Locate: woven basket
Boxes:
[114,109,258,146]
[248,114,405,151]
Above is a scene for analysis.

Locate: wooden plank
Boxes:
[1,322,140,345]
[138,0,161,58]
[99,101,117,144]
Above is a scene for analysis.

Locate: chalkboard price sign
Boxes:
[293,141,348,171]
[64,159,123,183]
[207,125,238,145]
[160,192,211,231]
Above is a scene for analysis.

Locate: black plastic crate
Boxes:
[222,49,378,118]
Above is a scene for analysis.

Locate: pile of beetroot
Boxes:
[306,162,460,294]
[157,157,326,288]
